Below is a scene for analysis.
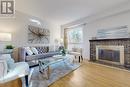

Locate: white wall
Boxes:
[50,24,61,45]
[0,11,60,51]
[62,8,130,59]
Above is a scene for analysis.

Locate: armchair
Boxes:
[0,54,29,87]
[68,48,83,63]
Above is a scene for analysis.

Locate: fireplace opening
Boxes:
[96,46,124,65]
[98,49,120,62]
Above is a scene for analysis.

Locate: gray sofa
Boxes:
[18,46,60,67]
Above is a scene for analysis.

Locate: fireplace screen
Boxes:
[98,49,120,62]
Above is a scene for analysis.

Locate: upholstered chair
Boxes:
[68,48,83,63]
[0,54,29,87]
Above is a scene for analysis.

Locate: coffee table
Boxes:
[38,54,74,79]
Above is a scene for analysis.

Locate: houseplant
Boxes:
[5,45,14,53]
[59,46,66,56]
[5,45,14,49]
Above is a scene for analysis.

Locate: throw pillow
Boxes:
[31,47,39,55]
[0,54,15,71]
[25,47,33,56]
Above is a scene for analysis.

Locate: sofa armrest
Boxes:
[0,60,8,79]
[18,48,26,62]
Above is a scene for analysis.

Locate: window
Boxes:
[67,27,83,44]
[66,26,83,50]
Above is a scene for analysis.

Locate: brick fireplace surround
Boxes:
[89,38,130,68]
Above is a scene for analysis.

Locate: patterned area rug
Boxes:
[24,60,81,87]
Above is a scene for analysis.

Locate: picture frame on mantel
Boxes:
[97,25,129,39]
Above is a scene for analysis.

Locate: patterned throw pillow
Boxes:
[35,47,42,54]
[31,47,39,55]
[24,47,33,56]
[35,46,49,54]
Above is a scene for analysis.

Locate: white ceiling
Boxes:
[16,0,129,25]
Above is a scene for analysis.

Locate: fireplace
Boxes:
[89,38,130,67]
[96,45,124,65]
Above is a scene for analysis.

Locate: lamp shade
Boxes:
[60,38,63,43]
[0,33,12,41]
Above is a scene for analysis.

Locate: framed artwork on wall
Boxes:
[97,25,129,39]
[28,25,50,44]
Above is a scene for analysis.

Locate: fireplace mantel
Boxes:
[89,38,130,66]
[89,38,130,41]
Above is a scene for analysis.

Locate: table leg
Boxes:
[73,58,75,63]
[46,66,50,79]
[39,61,42,73]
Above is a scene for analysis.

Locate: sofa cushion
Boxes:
[31,47,39,55]
[25,54,44,61]
[69,52,81,56]
[43,52,61,58]
[25,52,60,61]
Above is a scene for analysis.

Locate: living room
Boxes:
[0,0,130,87]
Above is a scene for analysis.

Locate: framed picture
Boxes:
[28,25,50,44]
[97,25,129,39]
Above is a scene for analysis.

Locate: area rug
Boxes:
[23,60,81,87]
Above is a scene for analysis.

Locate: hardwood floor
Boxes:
[49,61,130,87]
[0,78,22,87]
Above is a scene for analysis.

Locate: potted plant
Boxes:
[59,46,66,56]
[5,45,14,53]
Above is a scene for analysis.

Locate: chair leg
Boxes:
[25,75,28,87]
[79,56,80,63]
[81,56,83,61]
[75,56,76,59]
